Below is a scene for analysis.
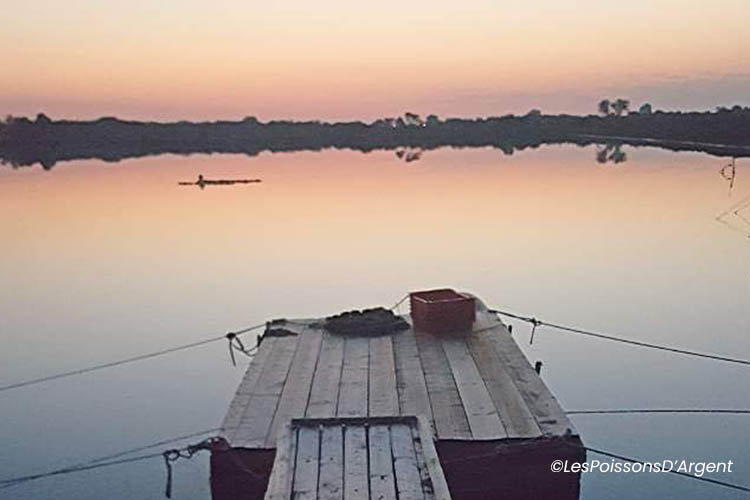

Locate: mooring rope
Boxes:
[583,445,750,493]
[389,294,409,312]
[567,408,750,415]
[489,309,750,367]
[439,442,750,493]
[0,433,266,498]
[0,427,222,491]
[0,322,266,394]
[161,437,222,498]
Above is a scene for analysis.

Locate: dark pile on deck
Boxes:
[323,307,409,336]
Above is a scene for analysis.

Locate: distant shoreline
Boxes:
[2,109,749,168]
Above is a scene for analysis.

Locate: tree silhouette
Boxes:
[404,112,423,127]
[598,99,611,116]
[611,99,630,116]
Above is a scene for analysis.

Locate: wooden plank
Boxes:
[440,336,507,439]
[392,329,433,422]
[306,333,345,418]
[292,426,320,500]
[416,416,452,500]
[265,422,295,500]
[409,424,434,500]
[336,336,369,417]
[318,425,344,500]
[476,313,575,437]
[414,329,470,439]
[466,331,543,438]
[390,424,425,500]
[369,424,397,500]
[232,335,301,448]
[343,425,369,499]
[221,336,277,441]
[369,336,399,416]
[265,328,324,447]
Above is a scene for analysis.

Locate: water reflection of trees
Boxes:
[4,109,750,170]
[720,158,736,191]
[394,148,423,163]
[595,143,627,164]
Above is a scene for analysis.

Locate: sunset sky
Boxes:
[2,0,748,120]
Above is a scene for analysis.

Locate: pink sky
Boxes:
[2,1,748,120]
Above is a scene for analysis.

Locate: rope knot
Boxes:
[529,318,541,345]
[162,438,218,498]
[225,332,257,366]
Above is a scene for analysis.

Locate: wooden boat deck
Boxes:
[264,416,451,500]
[220,300,577,449]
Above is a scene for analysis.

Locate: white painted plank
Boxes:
[440,336,507,439]
[414,329,470,439]
[292,426,320,500]
[317,425,344,500]
[475,311,576,437]
[306,333,345,418]
[416,416,452,500]
[337,337,369,417]
[265,422,295,500]
[390,424,425,500]
[221,336,277,441]
[392,329,433,421]
[369,424,397,500]
[466,331,542,438]
[369,336,399,416]
[343,425,368,499]
[265,328,324,447]
[233,335,300,448]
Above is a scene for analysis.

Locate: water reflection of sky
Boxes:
[1,146,749,499]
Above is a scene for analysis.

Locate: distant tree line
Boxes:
[2,107,749,169]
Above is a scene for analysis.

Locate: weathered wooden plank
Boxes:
[336,336,369,417]
[416,416,451,500]
[233,335,301,448]
[317,425,344,500]
[390,424,425,500]
[477,313,575,437]
[466,331,543,438]
[369,336,399,417]
[292,426,320,500]
[306,333,345,418]
[265,328,324,447]
[343,425,369,499]
[392,329,433,422]
[221,336,277,441]
[265,422,295,500]
[440,336,507,439]
[369,424,397,500]
[414,329,470,439]
[409,424,434,500]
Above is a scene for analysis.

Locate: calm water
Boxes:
[1,146,749,499]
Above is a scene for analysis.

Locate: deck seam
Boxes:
[301,329,325,421]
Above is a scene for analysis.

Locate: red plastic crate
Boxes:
[409,289,476,334]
